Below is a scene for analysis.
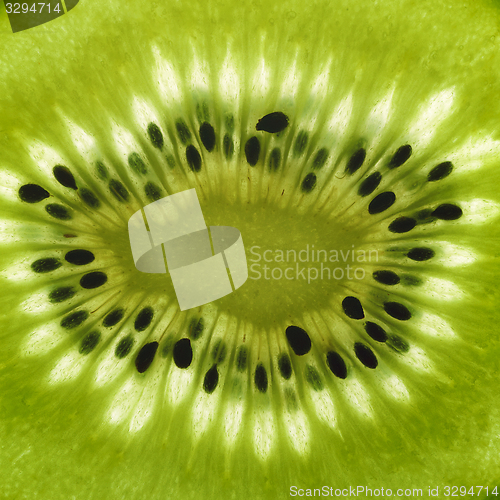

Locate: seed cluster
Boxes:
[14,96,466,450]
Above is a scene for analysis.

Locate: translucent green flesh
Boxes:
[1,0,500,498]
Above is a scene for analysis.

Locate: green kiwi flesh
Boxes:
[1,0,500,498]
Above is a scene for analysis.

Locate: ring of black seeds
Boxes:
[8,66,476,470]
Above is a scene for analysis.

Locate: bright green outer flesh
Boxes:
[1,0,500,498]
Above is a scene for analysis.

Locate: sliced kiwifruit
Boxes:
[1,0,500,498]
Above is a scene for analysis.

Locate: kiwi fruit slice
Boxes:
[1,0,500,498]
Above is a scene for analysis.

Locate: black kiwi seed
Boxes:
[109,179,130,202]
[285,325,312,355]
[173,338,193,369]
[389,216,416,233]
[45,204,72,220]
[254,363,268,393]
[255,111,289,133]
[285,389,299,411]
[31,257,62,273]
[49,286,76,303]
[135,341,159,373]
[189,317,204,340]
[414,208,437,224]
[305,365,323,391]
[388,144,412,169]
[223,133,234,159]
[245,136,261,166]
[384,302,412,321]
[196,101,209,122]
[373,270,400,285]
[175,119,191,144]
[326,351,347,379]
[293,130,308,156]
[160,336,174,358]
[135,307,154,332]
[103,308,125,327]
[79,331,101,355]
[186,145,202,172]
[427,161,453,182]
[60,310,89,330]
[345,147,366,175]
[53,165,77,190]
[225,114,235,132]
[358,172,382,197]
[432,203,463,220]
[342,296,364,319]
[368,191,396,214]
[268,148,281,172]
[199,122,216,152]
[364,321,388,342]
[145,182,162,202]
[278,353,292,380]
[301,173,317,193]
[95,161,108,180]
[166,155,176,168]
[400,274,423,286]
[354,343,378,369]
[312,148,329,170]
[128,152,148,175]
[203,364,219,393]
[211,340,227,363]
[387,334,410,353]
[115,335,134,358]
[147,122,164,150]
[80,271,107,289]
[65,249,95,265]
[236,345,248,372]
[79,188,101,209]
[19,184,50,203]
[407,247,435,261]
